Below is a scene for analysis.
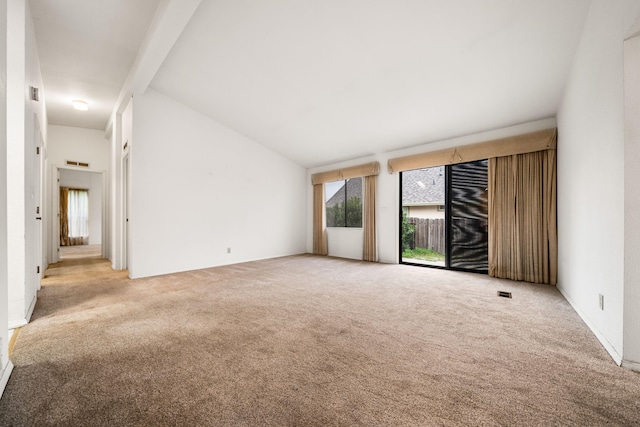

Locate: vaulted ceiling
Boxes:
[32,0,591,168]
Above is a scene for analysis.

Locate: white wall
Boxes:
[556,0,640,364]
[23,0,46,316]
[326,228,364,260]
[7,0,47,329]
[108,101,128,270]
[47,125,109,261]
[6,0,26,328]
[623,32,640,369]
[59,170,103,245]
[129,88,307,278]
[307,118,557,262]
[47,125,110,171]
[0,0,14,399]
[407,206,444,220]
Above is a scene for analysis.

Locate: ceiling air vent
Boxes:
[66,160,90,168]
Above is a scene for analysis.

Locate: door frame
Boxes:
[399,161,489,273]
[51,166,106,264]
[122,152,130,271]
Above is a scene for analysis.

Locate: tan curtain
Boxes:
[388,128,557,173]
[311,161,380,185]
[488,149,557,284]
[363,175,377,262]
[68,236,87,246]
[59,187,70,246]
[313,183,328,255]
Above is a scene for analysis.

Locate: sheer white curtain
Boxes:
[68,189,89,244]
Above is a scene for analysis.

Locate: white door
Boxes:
[25,115,42,308]
[35,122,44,288]
[123,154,129,270]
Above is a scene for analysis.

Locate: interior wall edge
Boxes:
[557,284,623,366]
[0,361,14,400]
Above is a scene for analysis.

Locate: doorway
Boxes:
[122,153,129,271]
[400,159,488,273]
[53,168,105,262]
[26,115,45,298]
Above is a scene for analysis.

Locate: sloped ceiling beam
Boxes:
[105,0,201,133]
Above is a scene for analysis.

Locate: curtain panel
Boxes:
[311,161,380,259]
[60,187,70,246]
[488,149,557,284]
[60,188,90,246]
[68,189,90,246]
[363,175,377,262]
[312,184,328,255]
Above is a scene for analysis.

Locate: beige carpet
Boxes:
[1,254,639,426]
[59,244,102,260]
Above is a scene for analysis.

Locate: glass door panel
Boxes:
[400,166,446,267]
[448,160,488,272]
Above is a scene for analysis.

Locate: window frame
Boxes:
[325,177,363,228]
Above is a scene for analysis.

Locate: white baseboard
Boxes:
[8,319,27,330]
[557,285,623,365]
[25,295,36,323]
[622,359,640,372]
[0,361,14,399]
[8,295,37,330]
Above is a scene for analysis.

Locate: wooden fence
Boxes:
[407,217,445,254]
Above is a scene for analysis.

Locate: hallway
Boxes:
[59,244,102,261]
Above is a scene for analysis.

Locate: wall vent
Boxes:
[497,291,512,298]
[66,160,90,168]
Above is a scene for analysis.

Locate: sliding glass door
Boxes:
[447,160,488,272]
[400,160,488,273]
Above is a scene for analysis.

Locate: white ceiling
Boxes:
[32,0,592,167]
[150,0,590,167]
[30,0,162,130]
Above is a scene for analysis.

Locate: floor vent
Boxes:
[497,291,512,298]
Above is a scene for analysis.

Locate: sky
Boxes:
[325,180,345,200]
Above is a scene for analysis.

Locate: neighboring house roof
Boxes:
[326,178,362,207]
[402,167,445,205]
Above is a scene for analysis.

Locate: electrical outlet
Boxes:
[599,294,604,311]
[227,248,231,254]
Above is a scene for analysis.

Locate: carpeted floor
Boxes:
[59,244,102,260]
[1,254,639,426]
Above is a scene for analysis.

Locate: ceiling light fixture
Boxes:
[72,99,89,111]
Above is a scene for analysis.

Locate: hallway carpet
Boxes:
[1,254,639,426]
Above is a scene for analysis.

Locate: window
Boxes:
[325,178,362,227]
[68,189,89,239]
